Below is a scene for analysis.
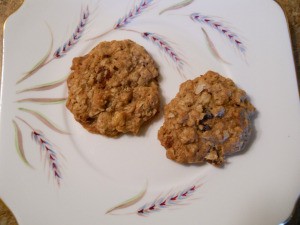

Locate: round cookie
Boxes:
[66,40,160,137]
[158,71,255,166]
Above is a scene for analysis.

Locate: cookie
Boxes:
[158,71,255,166]
[66,40,160,137]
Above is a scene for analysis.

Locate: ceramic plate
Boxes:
[1,0,300,224]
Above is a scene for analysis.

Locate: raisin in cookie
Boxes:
[66,40,160,137]
[158,71,255,166]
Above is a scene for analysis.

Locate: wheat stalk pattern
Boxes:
[190,13,246,54]
[137,182,202,215]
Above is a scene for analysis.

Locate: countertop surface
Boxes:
[0,0,299,224]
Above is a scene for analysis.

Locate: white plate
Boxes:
[1,0,300,224]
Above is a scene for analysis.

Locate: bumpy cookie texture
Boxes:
[158,71,255,166]
[66,40,160,137]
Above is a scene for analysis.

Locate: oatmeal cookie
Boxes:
[158,71,255,166]
[66,40,160,137]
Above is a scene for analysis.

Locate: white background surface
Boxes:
[1,0,300,224]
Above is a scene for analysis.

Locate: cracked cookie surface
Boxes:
[158,71,255,166]
[66,40,160,137]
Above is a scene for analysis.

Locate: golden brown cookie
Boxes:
[66,40,160,137]
[158,71,255,166]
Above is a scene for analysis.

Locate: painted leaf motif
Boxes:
[201,28,230,64]
[159,0,194,15]
[16,76,67,94]
[18,108,70,135]
[16,117,63,186]
[17,23,53,84]
[16,98,67,104]
[12,120,33,168]
[106,181,148,214]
